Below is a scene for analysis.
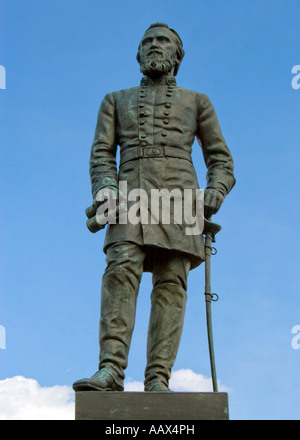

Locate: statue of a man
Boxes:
[73,23,235,393]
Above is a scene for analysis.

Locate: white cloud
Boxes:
[124,379,144,391]
[125,368,230,392]
[170,369,230,392]
[0,376,75,420]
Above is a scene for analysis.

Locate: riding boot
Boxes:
[98,265,140,390]
[144,283,187,391]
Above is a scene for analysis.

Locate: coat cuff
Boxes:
[92,178,119,200]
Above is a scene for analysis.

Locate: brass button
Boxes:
[164,110,170,116]
[163,119,169,124]
[161,132,167,136]
[161,141,167,146]
[165,103,171,108]
[140,134,147,138]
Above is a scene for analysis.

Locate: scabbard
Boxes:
[204,230,218,393]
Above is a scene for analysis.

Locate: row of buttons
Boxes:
[139,88,149,149]
[138,86,174,148]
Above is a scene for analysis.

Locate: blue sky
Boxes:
[0,0,300,420]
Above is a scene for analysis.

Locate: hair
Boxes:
[136,23,185,76]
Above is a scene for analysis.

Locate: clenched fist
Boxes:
[204,188,224,219]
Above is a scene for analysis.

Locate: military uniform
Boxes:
[87,75,235,391]
[90,75,235,270]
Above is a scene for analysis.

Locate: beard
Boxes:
[139,51,176,77]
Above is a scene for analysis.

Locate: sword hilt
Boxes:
[203,218,222,242]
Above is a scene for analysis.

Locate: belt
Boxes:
[120,146,193,166]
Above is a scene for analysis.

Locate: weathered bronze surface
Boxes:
[75,391,229,420]
[73,23,235,394]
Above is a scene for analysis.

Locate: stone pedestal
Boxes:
[75,391,229,420]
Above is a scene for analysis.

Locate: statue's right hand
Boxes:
[85,186,118,220]
[85,204,97,219]
[85,186,119,233]
[94,186,119,208]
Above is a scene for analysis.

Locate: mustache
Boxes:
[147,48,164,56]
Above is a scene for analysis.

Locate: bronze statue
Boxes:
[73,23,235,393]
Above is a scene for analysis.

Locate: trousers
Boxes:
[98,241,191,390]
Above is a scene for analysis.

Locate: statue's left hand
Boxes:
[204,188,224,219]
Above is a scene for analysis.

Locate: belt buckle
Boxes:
[144,147,163,157]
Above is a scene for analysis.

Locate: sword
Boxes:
[203,218,221,393]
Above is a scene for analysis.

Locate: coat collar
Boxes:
[140,75,177,87]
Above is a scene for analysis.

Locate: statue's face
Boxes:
[138,27,179,76]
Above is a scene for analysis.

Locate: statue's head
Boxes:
[137,23,185,77]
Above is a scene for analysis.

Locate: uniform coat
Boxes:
[89,75,235,270]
